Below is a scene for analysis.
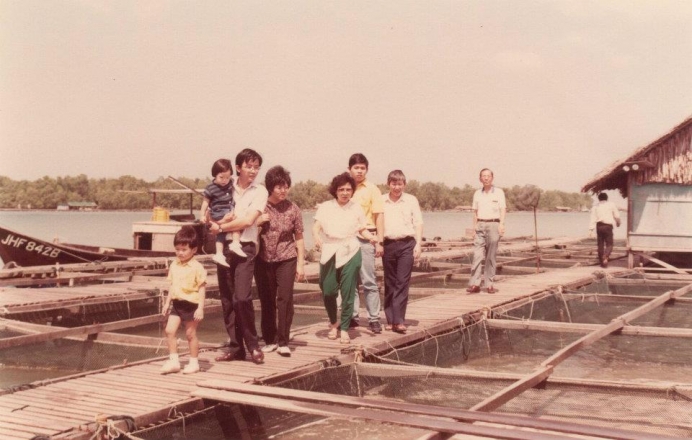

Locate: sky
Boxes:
[1,1,690,195]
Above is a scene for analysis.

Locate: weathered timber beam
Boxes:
[560,293,692,304]
[473,283,692,414]
[52,398,205,440]
[633,252,688,275]
[195,381,671,440]
[191,388,567,440]
[469,365,553,412]
[0,315,164,349]
[605,278,692,286]
[486,318,692,338]
[354,363,692,396]
[0,291,163,315]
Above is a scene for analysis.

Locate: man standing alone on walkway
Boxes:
[589,192,621,268]
[467,168,506,294]
[348,153,385,333]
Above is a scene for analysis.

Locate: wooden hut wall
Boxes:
[629,183,692,252]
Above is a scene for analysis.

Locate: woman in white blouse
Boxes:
[312,172,378,344]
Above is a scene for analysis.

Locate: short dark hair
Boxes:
[235,148,263,175]
[348,153,369,169]
[328,172,356,199]
[211,158,232,177]
[174,225,199,248]
[387,169,406,184]
[479,168,493,178]
[598,193,608,201]
[265,165,292,192]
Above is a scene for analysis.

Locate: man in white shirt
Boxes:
[467,168,506,294]
[210,148,268,364]
[381,170,423,334]
[589,192,621,268]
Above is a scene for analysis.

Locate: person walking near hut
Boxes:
[255,166,305,357]
[589,192,621,268]
[348,153,385,334]
[313,172,379,344]
[382,170,423,333]
[467,168,506,294]
[200,158,246,268]
[209,148,268,364]
[161,226,207,374]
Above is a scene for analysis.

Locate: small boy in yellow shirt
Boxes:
[161,226,207,374]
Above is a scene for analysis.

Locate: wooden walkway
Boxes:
[0,258,632,439]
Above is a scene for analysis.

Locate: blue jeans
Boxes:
[353,237,381,323]
[469,222,500,288]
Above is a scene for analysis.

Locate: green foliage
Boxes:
[0,175,593,212]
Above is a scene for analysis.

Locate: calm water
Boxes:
[0,209,626,264]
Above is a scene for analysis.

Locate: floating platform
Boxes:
[0,237,690,439]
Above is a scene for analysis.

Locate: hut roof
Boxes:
[581,115,692,197]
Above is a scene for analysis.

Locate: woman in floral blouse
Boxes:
[255,166,305,357]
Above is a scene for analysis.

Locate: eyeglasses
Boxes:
[242,165,261,172]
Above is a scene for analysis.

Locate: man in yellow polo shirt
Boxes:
[348,153,385,333]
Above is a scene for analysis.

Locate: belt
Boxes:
[478,219,500,222]
[384,236,414,243]
[366,228,377,232]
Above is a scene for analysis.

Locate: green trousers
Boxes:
[319,250,362,331]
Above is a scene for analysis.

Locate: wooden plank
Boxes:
[196,380,669,440]
[0,427,31,440]
[0,319,172,348]
[633,252,688,275]
[191,388,567,440]
[469,365,554,412]
[0,315,164,349]
[487,318,692,338]
[467,283,692,415]
[0,419,60,435]
[0,411,78,432]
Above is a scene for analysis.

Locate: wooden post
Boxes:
[534,206,540,273]
[627,172,634,269]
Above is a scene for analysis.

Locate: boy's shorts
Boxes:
[170,299,199,322]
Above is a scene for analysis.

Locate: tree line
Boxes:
[0,175,593,212]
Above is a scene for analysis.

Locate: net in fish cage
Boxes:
[496,377,692,438]
[372,321,582,374]
[0,334,167,391]
[555,334,692,382]
[5,296,162,326]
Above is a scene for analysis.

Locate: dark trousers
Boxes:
[596,222,614,262]
[383,237,415,325]
[217,242,259,356]
[255,257,296,348]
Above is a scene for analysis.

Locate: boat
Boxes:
[0,222,212,268]
[0,185,219,268]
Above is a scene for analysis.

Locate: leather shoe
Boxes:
[251,349,265,364]
[486,286,497,294]
[215,351,245,362]
[466,285,481,294]
[349,318,360,328]
[392,324,407,334]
